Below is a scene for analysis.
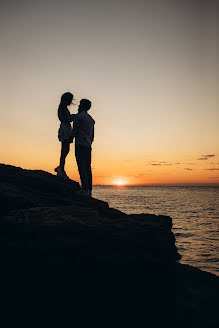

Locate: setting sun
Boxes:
[114,179,126,186]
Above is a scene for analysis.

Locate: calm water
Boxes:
[93,186,219,276]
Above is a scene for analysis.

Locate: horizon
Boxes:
[93,183,219,187]
[1,0,218,185]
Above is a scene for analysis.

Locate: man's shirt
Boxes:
[72,111,95,148]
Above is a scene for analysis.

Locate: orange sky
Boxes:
[1,0,219,185]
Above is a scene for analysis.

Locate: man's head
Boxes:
[78,99,91,112]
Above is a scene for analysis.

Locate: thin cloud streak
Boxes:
[197,154,215,160]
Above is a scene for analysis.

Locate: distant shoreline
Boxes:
[93,184,219,187]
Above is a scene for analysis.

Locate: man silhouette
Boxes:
[72,99,95,196]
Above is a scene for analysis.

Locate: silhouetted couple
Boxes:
[55,92,95,196]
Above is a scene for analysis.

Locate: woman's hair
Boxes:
[60,92,73,106]
[58,92,74,120]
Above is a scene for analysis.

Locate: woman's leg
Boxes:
[60,142,70,171]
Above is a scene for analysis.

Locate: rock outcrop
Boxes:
[0,164,218,327]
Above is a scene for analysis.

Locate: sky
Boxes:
[0,0,219,185]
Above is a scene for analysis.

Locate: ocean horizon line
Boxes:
[93,184,219,187]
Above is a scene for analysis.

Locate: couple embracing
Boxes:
[55,92,95,196]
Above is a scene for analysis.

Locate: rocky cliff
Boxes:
[0,164,218,327]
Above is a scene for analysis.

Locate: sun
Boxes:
[114,179,125,186]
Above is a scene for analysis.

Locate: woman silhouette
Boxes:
[55,92,76,178]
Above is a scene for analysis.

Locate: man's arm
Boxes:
[91,125,94,143]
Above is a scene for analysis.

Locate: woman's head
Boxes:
[60,92,74,106]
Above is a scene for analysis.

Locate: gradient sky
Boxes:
[1,0,219,185]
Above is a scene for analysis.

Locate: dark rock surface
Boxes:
[0,164,218,327]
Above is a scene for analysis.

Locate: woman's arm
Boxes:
[72,116,80,138]
[69,114,77,122]
[58,107,77,122]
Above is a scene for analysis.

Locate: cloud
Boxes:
[175,163,181,165]
[151,163,161,166]
[208,177,219,179]
[184,168,193,171]
[135,173,147,177]
[197,154,215,160]
[148,161,172,166]
[205,168,219,171]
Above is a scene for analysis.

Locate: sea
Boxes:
[92,186,219,276]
